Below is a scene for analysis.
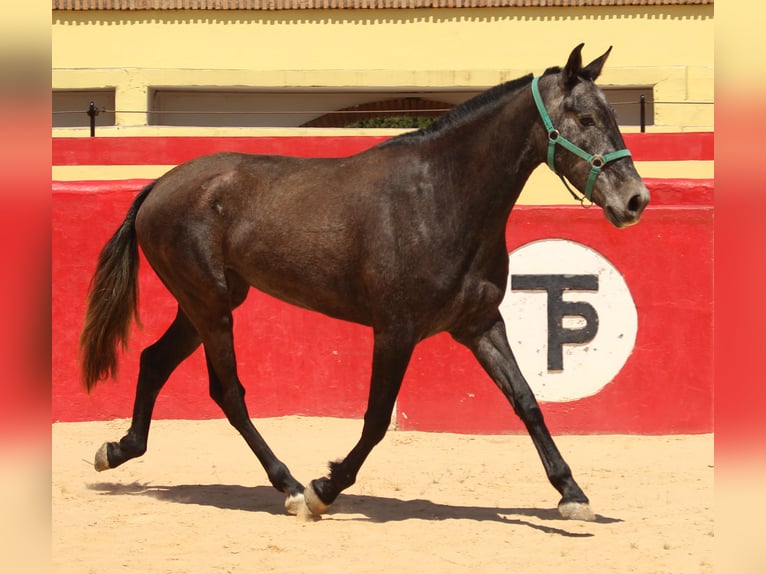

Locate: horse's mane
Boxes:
[382,66,561,146]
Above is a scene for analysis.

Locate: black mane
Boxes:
[383,67,561,146]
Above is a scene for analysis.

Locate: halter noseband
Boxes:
[531,75,632,205]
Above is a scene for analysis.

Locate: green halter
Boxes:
[531,75,632,203]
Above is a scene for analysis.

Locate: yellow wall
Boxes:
[53,7,713,130]
[54,8,713,73]
[52,6,714,194]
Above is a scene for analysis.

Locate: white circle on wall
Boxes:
[499,238,638,402]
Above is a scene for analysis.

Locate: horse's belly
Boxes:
[234,260,373,327]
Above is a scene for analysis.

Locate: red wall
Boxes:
[52,132,713,166]
[52,134,713,433]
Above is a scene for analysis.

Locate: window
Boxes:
[149,89,477,128]
[606,87,654,127]
[150,87,653,129]
[53,89,116,128]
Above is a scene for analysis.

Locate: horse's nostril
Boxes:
[628,193,643,213]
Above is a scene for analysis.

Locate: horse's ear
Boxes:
[581,46,612,82]
[563,43,585,88]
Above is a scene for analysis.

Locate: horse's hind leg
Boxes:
[453,313,595,521]
[95,307,201,470]
[203,350,307,515]
[304,329,416,516]
[191,285,307,515]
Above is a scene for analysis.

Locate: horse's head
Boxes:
[533,44,650,228]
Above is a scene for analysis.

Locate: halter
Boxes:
[531,75,632,205]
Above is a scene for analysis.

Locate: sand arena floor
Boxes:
[52,417,713,574]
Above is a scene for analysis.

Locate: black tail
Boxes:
[79,182,155,392]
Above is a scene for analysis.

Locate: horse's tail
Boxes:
[79,182,155,392]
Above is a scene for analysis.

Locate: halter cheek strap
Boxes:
[531,76,632,203]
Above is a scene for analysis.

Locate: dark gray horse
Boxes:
[80,44,648,522]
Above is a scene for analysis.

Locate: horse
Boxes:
[80,44,649,522]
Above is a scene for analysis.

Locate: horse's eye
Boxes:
[579,115,596,127]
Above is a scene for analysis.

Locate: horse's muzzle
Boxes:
[605,184,650,228]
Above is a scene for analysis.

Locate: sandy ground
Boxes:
[52,417,713,574]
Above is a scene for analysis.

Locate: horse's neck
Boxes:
[431,93,542,227]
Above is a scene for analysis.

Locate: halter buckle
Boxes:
[590,155,604,168]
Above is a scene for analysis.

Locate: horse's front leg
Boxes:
[454,313,595,521]
[303,329,415,516]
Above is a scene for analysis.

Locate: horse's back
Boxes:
[133,146,488,331]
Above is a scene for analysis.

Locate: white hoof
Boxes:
[285,492,304,515]
[303,482,331,516]
[285,492,321,522]
[94,443,110,472]
[558,501,596,522]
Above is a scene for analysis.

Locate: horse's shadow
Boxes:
[88,481,621,537]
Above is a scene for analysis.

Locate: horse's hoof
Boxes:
[558,501,596,522]
[285,492,304,515]
[304,481,331,516]
[285,492,321,522]
[94,443,110,471]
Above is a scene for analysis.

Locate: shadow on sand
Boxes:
[88,481,621,537]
